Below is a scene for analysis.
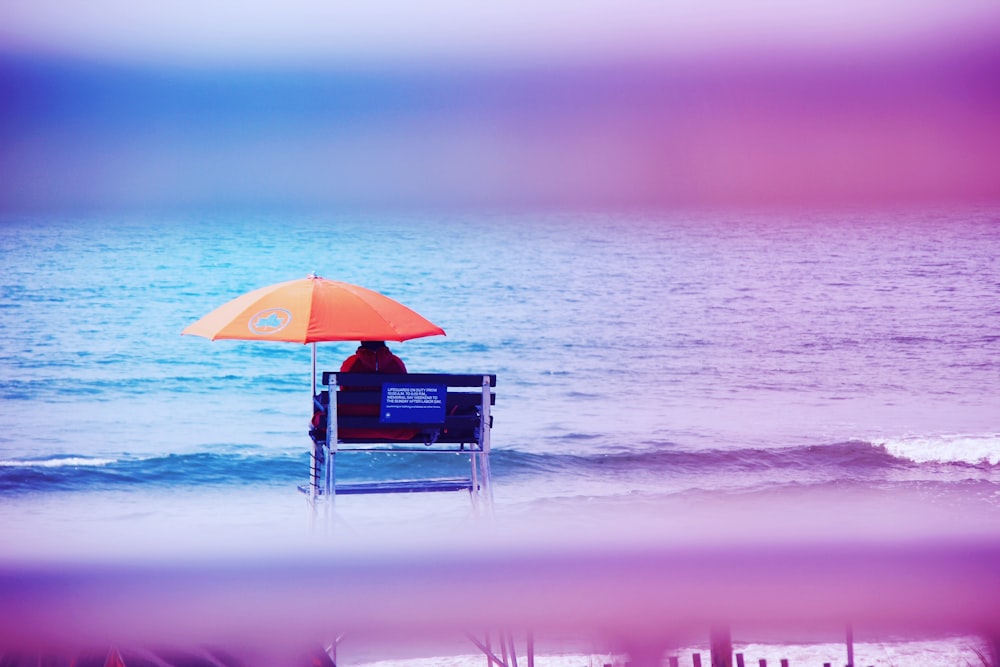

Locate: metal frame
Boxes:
[305,373,495,529]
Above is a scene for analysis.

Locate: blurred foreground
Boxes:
[2,494,999,666]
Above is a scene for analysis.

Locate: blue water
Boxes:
[3,207,1000,665]
[2,208,1000,534]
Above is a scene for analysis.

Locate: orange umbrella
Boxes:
[182,274,445,343]
[182,274,445,393]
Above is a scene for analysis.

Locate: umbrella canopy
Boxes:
[182,274,445,344]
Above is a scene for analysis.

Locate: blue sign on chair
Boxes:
[380,384,447,424]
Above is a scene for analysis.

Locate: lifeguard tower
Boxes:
[303,371,534,667]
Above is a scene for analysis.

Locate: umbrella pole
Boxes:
[311,342,317,399]
[309,342,319,518]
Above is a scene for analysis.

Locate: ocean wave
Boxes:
[0,451,305,495]
[2,437,995,497]
[0,455,118,468]
[873,434,1000,466]
[490,439,907,478]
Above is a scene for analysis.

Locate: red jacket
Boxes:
[336,346,414,441]
[339,347,407,375]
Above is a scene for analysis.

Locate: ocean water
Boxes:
[2,207,1000,665]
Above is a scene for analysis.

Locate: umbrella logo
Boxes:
[248,308,292,335]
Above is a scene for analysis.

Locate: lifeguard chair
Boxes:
[303,372,535,667]
[304,372,497,521]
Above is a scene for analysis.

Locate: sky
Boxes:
[1,0,999,211]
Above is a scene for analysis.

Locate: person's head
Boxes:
[359,340,387,351]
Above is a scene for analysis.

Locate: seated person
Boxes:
[340,340,407,376]
[315,340,416,441]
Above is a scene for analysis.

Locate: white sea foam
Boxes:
[0,457,118,468]
[874,434,1000,466]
